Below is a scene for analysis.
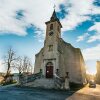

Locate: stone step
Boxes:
[25,78,55,89]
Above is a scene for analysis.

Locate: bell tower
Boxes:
[42,10,62,77]
[45,10,62,44]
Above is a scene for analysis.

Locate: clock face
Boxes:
[49,31,54,36]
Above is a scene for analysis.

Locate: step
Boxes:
[25,78,55,89]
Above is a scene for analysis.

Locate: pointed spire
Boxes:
[45,9,62,28]
[50,9,58,21]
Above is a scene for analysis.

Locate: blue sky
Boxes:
[0,0,100,74]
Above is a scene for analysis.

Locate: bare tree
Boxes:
[15,57,23,74]
[16,56,33,74]
[3,47,18,81]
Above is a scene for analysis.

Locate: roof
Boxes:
[50,10,58,21]
[45,10,62,28]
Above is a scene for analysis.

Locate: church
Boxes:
[34,10,86,87]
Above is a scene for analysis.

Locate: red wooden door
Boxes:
[46,65,53,78]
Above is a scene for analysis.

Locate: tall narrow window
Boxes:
[50,24,53,30]
[48,45,53,51]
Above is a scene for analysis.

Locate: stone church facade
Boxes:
[34,10,86,85]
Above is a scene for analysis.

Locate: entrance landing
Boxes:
[24,78,55,89]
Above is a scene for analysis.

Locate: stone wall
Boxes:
[96,61,100,84]
[58,38,86,84]
[34,48,44,74]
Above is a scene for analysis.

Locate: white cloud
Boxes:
[0,60,2,66]
[87,35,100,43]
[82,44,100,61]
[76,33,90,42]
[0,0,99,37]
[60,0,100,32]
[34,29,45,42]
[61,0,94,31]
[92,6,100,14]
[0,0,55,36]
[76,22,100,43]
[0,0,66,36]
[89,22,100,32]
[87,22,100,42]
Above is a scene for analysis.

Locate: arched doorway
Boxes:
[46,62,53,78]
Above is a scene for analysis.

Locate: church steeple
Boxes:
[45,9,62,41]
[50,10,58,21]
[45,10,62,28]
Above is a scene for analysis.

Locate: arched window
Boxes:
[50,24,53,30]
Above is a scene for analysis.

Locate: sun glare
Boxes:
[86,66,97,75]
